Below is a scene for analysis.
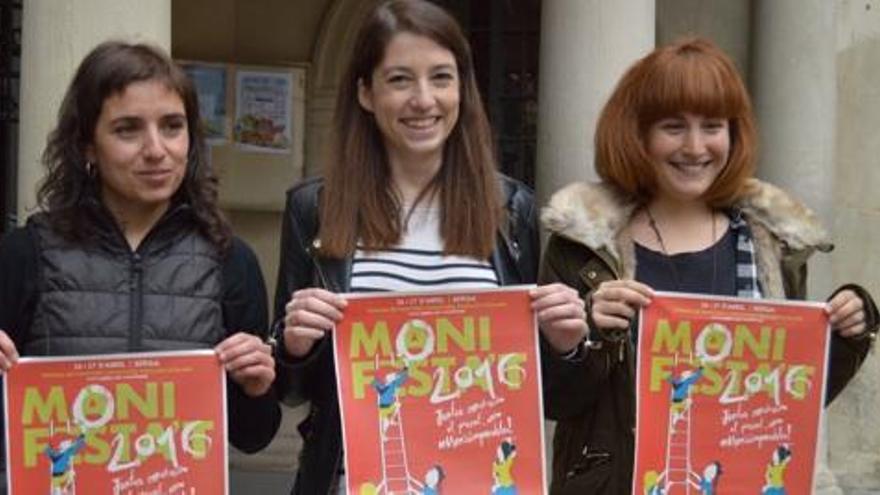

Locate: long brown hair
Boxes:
[318,0,501,258]
[595,37,757,207]
[37,41,231,251]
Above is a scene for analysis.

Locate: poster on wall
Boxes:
[632,292,830,495]
[333,287,547,495]
[234,69,293,153]
[3,350,228,494]
[182,63,229,144]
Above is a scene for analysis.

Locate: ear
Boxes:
[85,144,96,164]
[357,78,374,113]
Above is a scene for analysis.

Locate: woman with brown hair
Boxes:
[0,41,281,485]
[271,0,585,493]
[538,37,878,494]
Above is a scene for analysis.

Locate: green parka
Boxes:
[538,179,878,495]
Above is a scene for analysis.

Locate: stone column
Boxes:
[535,0,654,206]
[751,0,836,297]
[751,2,840,494]
[826,1,880,492]
[17,0,171,220]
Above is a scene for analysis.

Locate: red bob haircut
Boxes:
[595,37,758,207]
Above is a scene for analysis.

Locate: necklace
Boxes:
[644,207,718,293]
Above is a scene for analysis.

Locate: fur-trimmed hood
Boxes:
[541,178,832,257]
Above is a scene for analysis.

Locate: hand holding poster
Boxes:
[633,293,830,495]
[3,350,227,494]
[333,287,547,495]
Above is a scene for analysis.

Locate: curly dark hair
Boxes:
[37,40,231,251]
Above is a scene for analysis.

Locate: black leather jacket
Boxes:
[272,175,539,494]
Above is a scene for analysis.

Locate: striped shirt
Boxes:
[351,207,499,292]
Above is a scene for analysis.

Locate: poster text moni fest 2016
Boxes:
[3,350,227,495]
[633,292,830,495]
[334,287,547,495]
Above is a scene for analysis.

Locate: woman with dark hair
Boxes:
[538,37,878,494]
[0,41,281,463]
[272,0,585,493]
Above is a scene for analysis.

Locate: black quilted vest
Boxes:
[25,206,224,356]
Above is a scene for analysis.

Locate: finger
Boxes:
[223,346,274,372]
[217,335,270,364]
[229,366,275,396]
[602,287,652,307]
[593,300,637,321]
[290,288,347,310]
[285,326,327,341]
[0,355,13,373]
[827,294,862,325]
[592,286,652,309]
[530,283,576,299]
[0,330,19,366]
[834,307,865,329]
[531,286,584,312]
[215,332,261,355]
[597,280,654,298]
[592,313,631,330]
[287,297,346,326]
[537,302,586,326]
[285,309,338,334]
[837,321,866,338]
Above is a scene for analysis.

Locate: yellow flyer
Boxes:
[3,350,227,494]
[333,287,547,495]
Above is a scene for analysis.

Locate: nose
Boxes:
[682,129,707,156]
[142,126,166,160]
[409,79,435,111]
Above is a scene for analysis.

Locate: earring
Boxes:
[85,161,95,177]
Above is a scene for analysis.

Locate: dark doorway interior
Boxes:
[435,0,541,189]
[0,0,22,235]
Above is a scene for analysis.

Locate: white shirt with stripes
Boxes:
[350,206,499,292]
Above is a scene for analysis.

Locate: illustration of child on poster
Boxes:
[333,287,547,495]
[3,350,228,494]
[632,292,830,495]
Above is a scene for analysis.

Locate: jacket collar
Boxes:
[541,178,832,257]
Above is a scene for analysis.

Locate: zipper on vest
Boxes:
[128,253,144,351]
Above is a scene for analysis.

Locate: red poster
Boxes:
[334,287,547,495]
[633,292,830,495]
[3,350,228,494]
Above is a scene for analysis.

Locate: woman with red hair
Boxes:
[538,38,878,494]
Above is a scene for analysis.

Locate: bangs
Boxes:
[636,46,749,125]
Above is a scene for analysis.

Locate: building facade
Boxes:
[7,0,880,493]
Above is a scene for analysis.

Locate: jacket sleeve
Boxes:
[222,237,281,453]
[539,234,619,420]
[824,283,878,404]
[271,185,334,406]
[0,226,39,348]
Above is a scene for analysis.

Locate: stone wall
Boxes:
[828,0,880,491]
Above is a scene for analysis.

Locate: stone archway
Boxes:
[305,0,381,177]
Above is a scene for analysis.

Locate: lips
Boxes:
[402,115,442,127]
[669,160,714,177]
[137,169,174,184]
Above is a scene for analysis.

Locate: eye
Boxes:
[112,122,141,139]
[431,71,456,87]
[658,120,686,133]
[386,73,412,88]
[702,119,728,134]
[161,116,187,136]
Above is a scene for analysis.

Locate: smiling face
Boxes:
[358,31,460,169]
[645,112,731,203]
[87,79,189,222]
